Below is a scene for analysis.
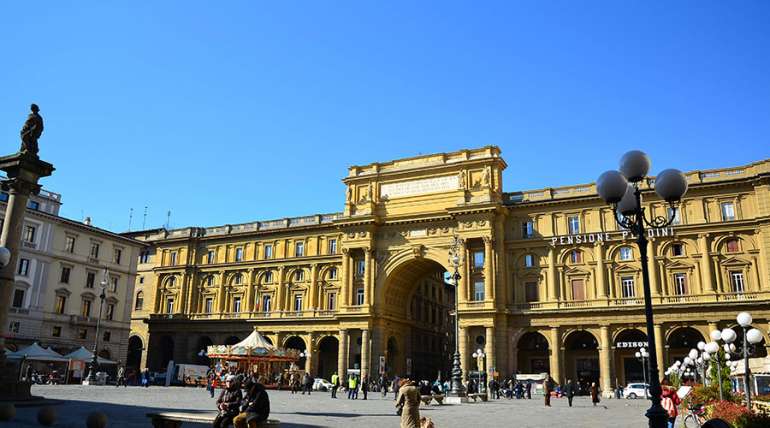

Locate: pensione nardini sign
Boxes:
[548,227,675,247]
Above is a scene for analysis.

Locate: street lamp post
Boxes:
[736,311,763,409]
[597,151,688,428]
[85,269,109,384]
[447,235,466,398]
[635,347,649,399]
[472,348,486,395]
[300,350,311,374]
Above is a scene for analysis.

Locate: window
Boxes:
[86,271,95,289]
[52,326,61,337]
[134,291,144,310]
[235,247,243,262]
[111,276,118,292]
[90,243,100,259]
[328,267,338,280]
[103,331,111,342]
[139,276,144,284]
[294,294,303,312]
[473,279,485,301]
[294,270,304,282]
[726,239,740,253]
[262,295,272,313]
[522,220,535,238]
[65,236,76,253]
[206,275,214,286]
[356,288,364,305]
[166,298,175,314]
[264,244,273,259]
[473,251,484,269]
[524,254,535,268]
[327,293,337,310]
[207,250,215,264]
[667,207,681,225]
[139,250,151,264]
[721,202,736,221]
[355,259,365,276]
[233,273,242,285]
[27,200,40,210]
[264,271,273,283]
[82,299,92,317]
[60,266,71,284]
[9,321,20,334]
[23,225,36,243]
[233,297,242,313]
[18,258,30,276]
[106,304,115,320]
[571,279,586,301]
[568,215,580,234]
[570,250,582,264]
[12,289,25,308]
[673,273,687,295]
[78,329,87,339]
[55,295,67,314]
[167,276,176,287]
[619,247,633,261]
[205,297,213,314]
[621,277,636,298]
[671,243,684,257]
[730,272,745,293]
[525,282,538,302]
[113,248,122,264]
[169,251,178,266]
[328,239,337,254]
[295,241,304,257]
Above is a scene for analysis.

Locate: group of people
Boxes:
[328,373,370,400]
[288,371,315,395]
[212,373,271,428]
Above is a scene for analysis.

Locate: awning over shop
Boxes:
[63,346,118,365]
[5,342,69,362]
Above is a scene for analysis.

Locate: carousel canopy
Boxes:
[63,346,118,365]
[207,327,298,361]
[6,342,69,362]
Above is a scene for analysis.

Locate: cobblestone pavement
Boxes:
[10,385,651,427]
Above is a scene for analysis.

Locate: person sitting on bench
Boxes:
[234,375,270,428]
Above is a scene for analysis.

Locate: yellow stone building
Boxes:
[126,146,770,395]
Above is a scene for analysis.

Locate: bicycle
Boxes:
[683,404,706,428]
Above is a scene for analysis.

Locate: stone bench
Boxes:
[419,394,445,406]
[147,411,280,428]
[467,393,488,402]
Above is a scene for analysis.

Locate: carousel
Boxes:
[207,327,300,386]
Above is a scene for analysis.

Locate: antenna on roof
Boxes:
[142,206,148,229]
[128,208,133,232]
[165,210,171,229]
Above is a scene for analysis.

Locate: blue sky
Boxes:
[1,1,768,231]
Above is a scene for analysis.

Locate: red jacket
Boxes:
[661,387,681,417]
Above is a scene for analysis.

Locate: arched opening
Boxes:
[284,336,307,368]
[517,332,550,373]
[380,256,455,380]
[613,329,648,386]
[195,336,214,365]
[564,330,599,395]
[160,335,174,369]
[666,327,705,366]
[317,336,338,380]
[263,336,274,346]
[224,336,240,346]
[127,336,144,371]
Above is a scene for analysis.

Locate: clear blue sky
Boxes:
[1,1,768,232]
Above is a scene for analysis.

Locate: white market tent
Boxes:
[64,346,118,365]
[6,342,69,362]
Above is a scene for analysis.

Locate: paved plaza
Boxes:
[9,385,650,427]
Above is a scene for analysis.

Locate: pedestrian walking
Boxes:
[661,380,681,428]
[544,375,553,407]
[361,375,369,400]
[395,379,420,428]
[347,375,359,399]
[392,376,400,400]
[142,368,150,388]
[330,372,339,398]
[525,380,532,399]
[379,375,388,397]
[208,373,216,398]
[213,374,242,428]
[564,379,575,407]
[116,365,126,387]
[590,382,600,406]
[301,372,313,395]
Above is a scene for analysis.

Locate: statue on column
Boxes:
[20,104,44,156]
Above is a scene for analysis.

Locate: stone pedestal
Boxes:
[444,396,469,404]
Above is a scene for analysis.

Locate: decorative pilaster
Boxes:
[364,249,372,306]
[548,247,558,302]
[483,237,494,300]
[595,244,606,298]
[699,234,714,292]
[309,264,318,309]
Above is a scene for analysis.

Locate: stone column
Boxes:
[361,329,370,380]
[338,329,349,377]
[699,234,714,292]
[459,327,469,382]
[599,326,612,397]
[654,324,665,373]
[483,237,494,300]
[485,326,496,384]
[548,247,558,302]
[595,244,606,298]
[549,327,562,383]
[305,333,316,374]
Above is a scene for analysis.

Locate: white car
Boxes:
[623,383,650,399]
[313,378,334,391]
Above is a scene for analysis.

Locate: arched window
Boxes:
[619,246,633,261]
[233,273,242,285]
[570,250,582,264]
[726,239,740,253]
[166,276,176,287]
[295,270,304,282]
[206,275,214,286]
[328,267,337,280]
[524,254,535,268]
[134,291,144,310]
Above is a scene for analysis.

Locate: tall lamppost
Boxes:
[635,347,649,399]
[736,311,763,409]
[299,350,311,374]
[447,235,466,398]
[85,268,109,384]
[597,150,688,428]
[472,348,486,394]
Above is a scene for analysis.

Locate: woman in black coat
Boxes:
[213,375,242,428]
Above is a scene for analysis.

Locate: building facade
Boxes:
[3,188,143,363]
[128,146,770,395]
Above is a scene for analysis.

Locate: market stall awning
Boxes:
[5,342,69,362]
[63,346,118,365]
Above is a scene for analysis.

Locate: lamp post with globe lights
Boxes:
[597,151,688,428]
[635,347,650,399]
[85,268,109,384]
[447,235,466,399]
[472,348,486,394]
[736,312,764,408]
